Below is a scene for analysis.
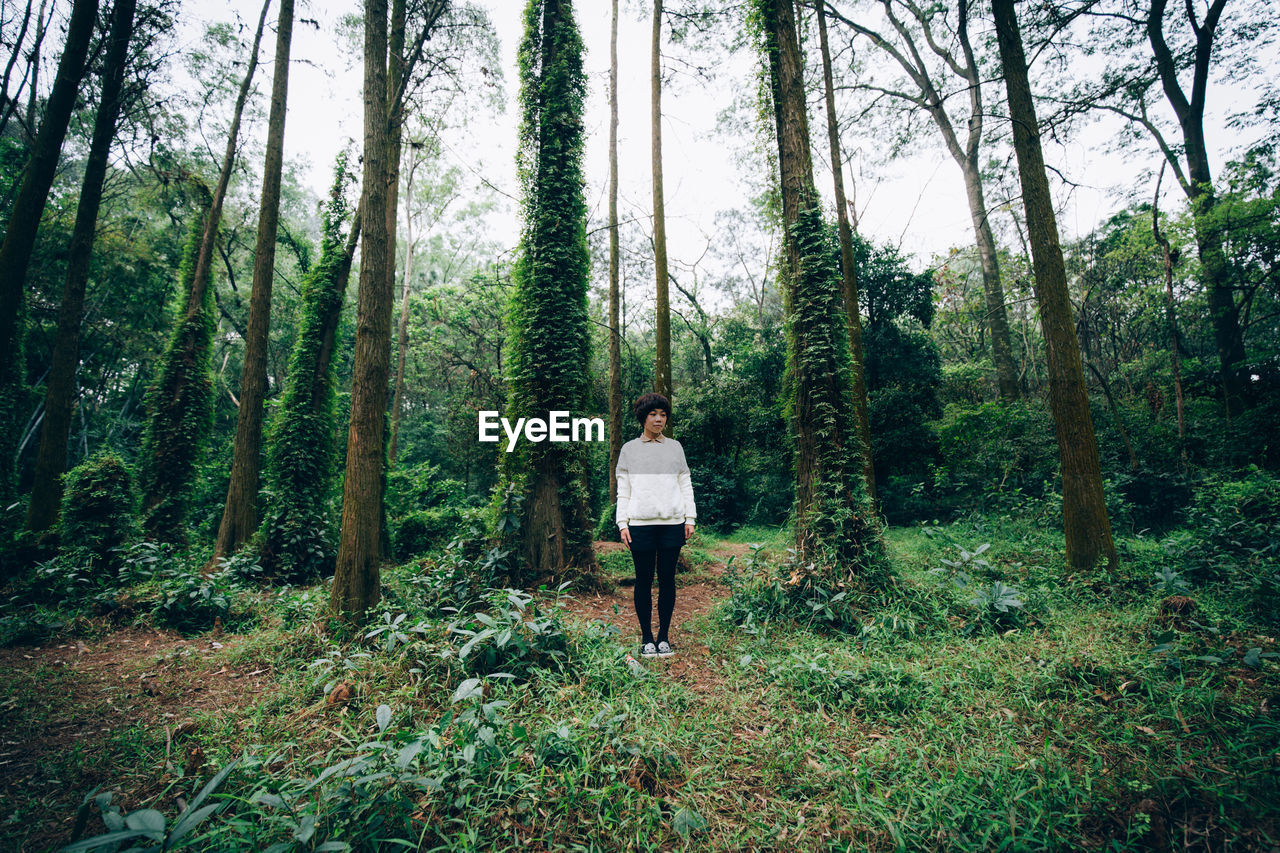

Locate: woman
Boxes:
[615,393,697,658]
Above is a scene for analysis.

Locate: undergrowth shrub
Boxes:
[1162,467,1280,625]
[68,694,655,852]
[386,462,473,559]
[763,652,928,716]
[59,452,136,567]
[443,587,572,679]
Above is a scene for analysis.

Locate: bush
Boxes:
[933,400,1058,514]
[387,462,473,558]
[688,455,747,532]
[1173,466,1280,583]
[392,506,468,559]
[59,452,136,566]
[443,587,573,680]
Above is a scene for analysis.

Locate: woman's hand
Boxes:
[620,527,631,548]
[684,523,694,541]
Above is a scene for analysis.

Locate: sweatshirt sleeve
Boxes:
[677,443,696,525]
[615,444,631,529]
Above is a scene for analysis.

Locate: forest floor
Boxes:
[2,521,1279,851]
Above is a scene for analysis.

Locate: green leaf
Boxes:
[61,830,150,852]
[672,805,707,836]
[167,804,220,843]
[294,815,317,844]
[452,678,484,703]
[124,809,166,839]
[376,704,392,732]
[187,756,240,814]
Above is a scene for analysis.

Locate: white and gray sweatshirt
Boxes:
[615,435,697,529]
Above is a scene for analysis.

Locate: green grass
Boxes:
[3,519,1278,851]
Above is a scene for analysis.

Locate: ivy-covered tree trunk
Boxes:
[651,0,672,410]
[259,160,358,579]
[213,0,295,564]
[607,0,622,504]
[139,0,271,543]
[503,0,598,583]
[814,0,875,506]
[0,0,98,501]
[992,0,1117,573]
[25,0,137,535]
[332,0,393,618]
[757,0,885,583]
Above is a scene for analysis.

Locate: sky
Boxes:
[174,0,1270,281]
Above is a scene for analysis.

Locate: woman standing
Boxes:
[615,393,697,657]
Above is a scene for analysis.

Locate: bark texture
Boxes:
[992,0,1117,572]
[25,0,137,533]
[651,0,672,409]
[607,0,622,504]
[332,0,392,617]
[213,0,295,563]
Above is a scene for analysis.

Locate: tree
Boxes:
[755,0,886,583]
[259,158,359,579]
[502,0,597,582]
[212,0,296,563]
[813,0,875,503]
[652,0,673,410]
[1067,0,1280,413]
[992,0,1118,572]
[0,0,99,500]
[824,0,1021,401]
[138,0,272,543]
[608,0,623,503]
[332,0,393,617]
[25,0,139,534]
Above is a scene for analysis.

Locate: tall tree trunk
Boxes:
[139,0,271,542]
[814,0,876,505]
[389,148,415,464]
[0,0,98,500]
[1152,165,1186,448]
[759,0,884,581]
[332,0,391,618]
[992,0,1117,573]
[1145,0,1243,413]
[213,0,295,563]
[962,158,1022,400]
[379,0,407,559]
[25,0,137,534]
[608,0,622,505]
[651,0,671,410]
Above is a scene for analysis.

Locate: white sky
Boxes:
[179,0,1268,280]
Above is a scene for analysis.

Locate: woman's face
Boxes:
[644,408,668,434]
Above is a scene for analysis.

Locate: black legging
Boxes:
[632,545,678,645]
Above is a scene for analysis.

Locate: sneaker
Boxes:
[656,641,675,657]
[640,642,658,657]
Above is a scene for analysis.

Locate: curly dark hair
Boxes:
[633,392,671,425]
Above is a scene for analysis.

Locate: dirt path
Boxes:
[559,540,752,692]
[0,627,272,849]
